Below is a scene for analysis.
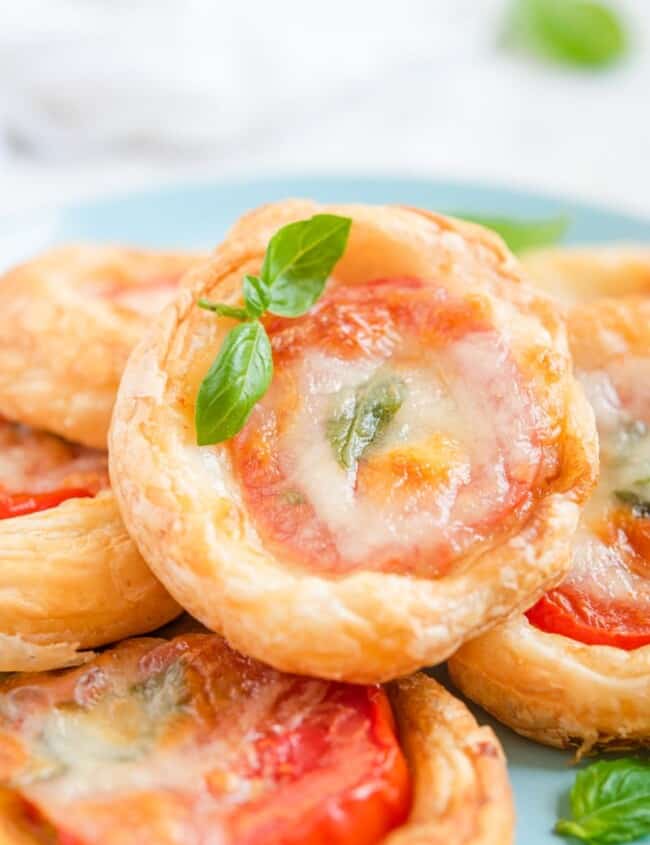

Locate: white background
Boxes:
[1,0,649,218]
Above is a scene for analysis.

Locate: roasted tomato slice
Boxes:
[0,417,109,519]
[0,634,411,845]
[526,586,650,650]
[232,279,544,578]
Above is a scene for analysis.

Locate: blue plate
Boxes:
[2,176,649,844]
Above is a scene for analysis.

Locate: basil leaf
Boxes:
[327,374,406,471]
[454,212,570,253]
[195,321,272,446]
[556,758,650,844]
[506,0,628,68]
[198,299,248,321]
[614,490,650,518]
[243,274,270,318]
[262,214,352,317]
[283,490,306,505]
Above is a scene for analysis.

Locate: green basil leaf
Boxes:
[453,212,570,253]
[614,490,650,518]
[198,299,249,321]
[556,758,650,844]
[243,274,271,318]
[195,321,272,446]
[262,214,352,317]
[506,0,628,68]
[327,374,406,471]
[283,490,306,505]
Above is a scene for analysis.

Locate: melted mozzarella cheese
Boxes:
[568,529,644,604]
[283,355,471,562]
[578,370,623,435]
[607,356,650,425]
[280,333,538,565]
[578,364,650,521]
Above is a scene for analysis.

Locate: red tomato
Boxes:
[226,685,410,845]
[0,488,94,520]
[1,635,411,845]
[526,586,650,649]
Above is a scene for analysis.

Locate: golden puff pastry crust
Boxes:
[449,615,650,754]
[0,492,181,673]
[0,245,203,449]
[0,634,513,845]
[385,673,513,845]
[522,244,650,306]
[450,293,650,752]
[0,418,180,672]
[109,199,598,683]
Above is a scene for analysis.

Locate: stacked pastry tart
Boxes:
[450,248,650,752]
[0,631,513,845]
[109,201,597,682]
[0,246,200,670]
[0,245,200,448]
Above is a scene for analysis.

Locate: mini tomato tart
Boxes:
[450,293,650,752]
[0,633,513,845]
[522,245,650,306]
[0,416,179,672]
[0,245,203,449]
[109,200,597,682]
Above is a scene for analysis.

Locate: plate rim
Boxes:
[2,172,649,231]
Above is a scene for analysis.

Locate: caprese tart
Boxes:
[0,415,179,672]
[0,632,513,845]
[109,200,597,682]
[450,292,650,751]
[0,245,202,449]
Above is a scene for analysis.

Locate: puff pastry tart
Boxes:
[522,245,650,305]
[0,416,180,672]
[0,245,202,449]
[450,293,650,751]
[0,633,513,845]
[110,200,597,682]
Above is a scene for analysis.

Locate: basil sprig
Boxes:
[506,0,628,68]
[327,374,406,471]
[195,214,352,446]
[556,758,650,844]
[454,212,570,253]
